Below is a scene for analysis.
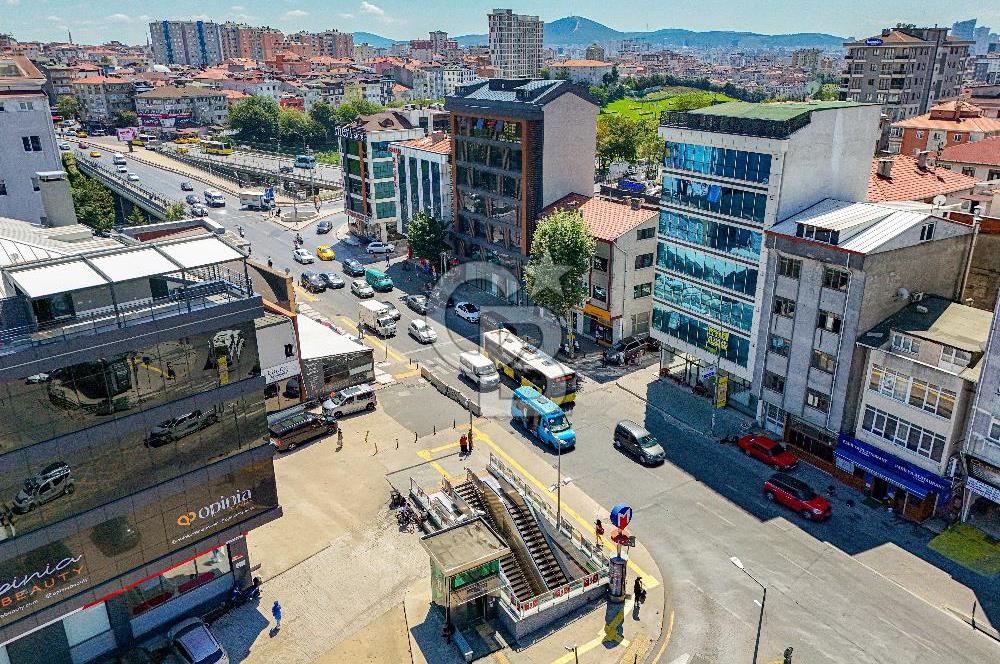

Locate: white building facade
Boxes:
[391,133,453,236]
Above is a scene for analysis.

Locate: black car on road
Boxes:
[342,258,366,277]
[300,272,327,293]
[316,219,333,234]
[404,294,429,315]
[319,272,345,289]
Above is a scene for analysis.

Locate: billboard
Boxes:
[0,456,278,629]
[116,127,138,142]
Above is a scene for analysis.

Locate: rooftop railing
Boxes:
[660,109,812,140]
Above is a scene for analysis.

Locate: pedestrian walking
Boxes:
[459,434,468,457]
[271,600,282,629]
[595,518,605,548]
[336,428,344,451]
[267,257,273,268]
[634,576,644,605]
[467,428,474,453]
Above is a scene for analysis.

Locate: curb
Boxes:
[944,605,1000,643]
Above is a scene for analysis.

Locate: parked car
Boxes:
[268,412,334,452]
[365,241,395,255]
[379,301,401,320]
[168,618,229,664]
[293,248,314,264]
[342,258,365,276]
[315,245,336,261]
[322,383,377,420]
[316,218,333,234]
[77,142,88,149]
[763,472,831,521]
[190,204,208,217]
[604,333,658,365]
[408,319,438,344]
[299,272,327,293]
[12,462,75,513]
[180,181,194,191]
[318,272,345,289]
[147,409,218,446]
[454,302,480,323]
[404,294,429,315]
[185,194,199,205]
[738,434,798,471]
[351,279,374,298]
[613,420,665,465]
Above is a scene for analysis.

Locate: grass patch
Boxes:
[601,90,735,121]
[928,522,1000,576]
[314,150,341,166]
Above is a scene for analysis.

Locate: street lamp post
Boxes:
[564,645,578,664]
[730,556,766,664]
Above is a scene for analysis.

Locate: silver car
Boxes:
[408,319,437,344]
[351,280,374,298]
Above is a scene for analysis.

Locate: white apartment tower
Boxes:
[488,9,544,79]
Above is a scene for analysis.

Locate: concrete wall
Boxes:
[776,105,881,222]
[496,583,607,644]
[965,305,1000,463]
[0,94,63,224]
[541,93,598,208]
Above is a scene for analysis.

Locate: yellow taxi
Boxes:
[89,150,102,158]
[315,245,336,261]
[75,130,88,138]
[176,147,189,155]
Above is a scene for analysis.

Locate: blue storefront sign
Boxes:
[835,434,951,504]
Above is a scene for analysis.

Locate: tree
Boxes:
[553,68,570,81]
[113,109,138,128]
[407,211,449,262]
[333,98,384,125]
[229,95,280,143]
[63,153,116,230]
[523,209,596,356]
[164,202,186,221]
[596,113,643,174]
[56,95,80,120]
[279,107,323,149]
[126,206,147,226]
[636,120,663,179]
[601,66,620,88]
[539,67,550,80]
[814,83,840,101]
[308,100,336,141]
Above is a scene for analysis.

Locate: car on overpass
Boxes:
[89,150,102,158]
[185,194,199,205]
[181,181,194,191]
[58,141,71,151]
[190,205,209,217]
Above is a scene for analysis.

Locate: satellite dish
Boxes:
[932,195,947,207]
[896,287,909,300]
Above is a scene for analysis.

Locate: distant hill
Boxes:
[454,16,844,50]
[352,31,398,48]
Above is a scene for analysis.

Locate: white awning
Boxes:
[88,247,180,282]
[8,261,107,298]
[157,236,244,270]
[297,315,369,360]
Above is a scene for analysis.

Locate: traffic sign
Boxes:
[611,504,632,530]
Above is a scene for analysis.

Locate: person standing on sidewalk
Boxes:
[634,576,644,605]
[272,600,282,630]
[336,428,344,451]
[459,434,468,457]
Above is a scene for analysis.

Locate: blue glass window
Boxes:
[431,162,442,219]
[652,304,751,367]
[656,242,758,297]
[658,210,762,261]
[664,142,771,184]
[654,274,754,332]
[662,176,768,223]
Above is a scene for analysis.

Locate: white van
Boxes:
[459,351,500,391]
[112,154,127,166]
[294,154,316,169]
[322,383,377,420]
[203,190,226,207]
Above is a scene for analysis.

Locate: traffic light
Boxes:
[783,647,794,664]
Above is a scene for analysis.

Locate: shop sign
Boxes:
[836,435,950,496]
[967,456,1000,488]
[583,303,612,324]
[707,327,729,352]
[264,360,299,384]
[715,375,729,409]
[966,477,1000,504]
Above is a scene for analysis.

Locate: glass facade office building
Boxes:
[0,241,281,664]
[654,139,774,413]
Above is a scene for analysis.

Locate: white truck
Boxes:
[239,190,273,210]
[358,301,396,338]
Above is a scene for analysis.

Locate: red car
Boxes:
[77,142,87,149]
[738,434,798,471]
[763,472,832,521]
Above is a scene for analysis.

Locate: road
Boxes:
[106,156,1000,663]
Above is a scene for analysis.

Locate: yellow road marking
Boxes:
[336,316,407,363]
[650,610,675,664]
[549,631,630,664]
[393,367,421,380]
[472,425,659,590]
[416,448,453,480]
[493,651,512,664]
[293,285,318,302]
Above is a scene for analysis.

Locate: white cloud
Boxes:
[106,13,131,23]
[231,4,245,10]
[45,14,61,21]
[359,1,393,24]
[284,10,309,19]
[337,13,355,19]
[5,0,20,6]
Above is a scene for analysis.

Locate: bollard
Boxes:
[433,424,437,435]
[414,432,418,444]
[396,437,399,450]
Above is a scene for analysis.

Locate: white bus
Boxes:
[481,329,577,405]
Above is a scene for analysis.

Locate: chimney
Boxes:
[34,171,77,227]
[917,150,931,171]
[877,159,893,178]
[630,197,641,211]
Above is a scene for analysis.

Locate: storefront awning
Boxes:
[582,303,612,324]
[836,435,950,502]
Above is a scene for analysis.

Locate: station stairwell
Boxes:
[454,471,568,603]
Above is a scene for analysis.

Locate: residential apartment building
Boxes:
[287,30,354,59]
[0,57,67,225]
[937,135,1000,181]
[840,27,972,123]
[752,199,973,473]
[544,195,658,343]
[888,101,1000,155]
[488,9,544,79]
[848,297,990,521]
[71,76,136,126]
[339,112,425,241]
[445,79,598,304]
[0,229,282,663]
[148,20,226,67]
[442,64,479,97]
[551,60,613,87]
[135,85,229,129]
[654,101,881,414]
[353,43,378,64]
[791,48,822,71]
[961,301,1000,537]
[585,44,606,61]
[37,64,82,104]
[392,132,453,235]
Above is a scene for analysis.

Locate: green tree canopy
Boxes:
[63,153,116,230]
[126,206,147,226]
[56,95,80,119]
[523,209,596,339]
[278,107,323,149]
[164,202,186,221]
[596,113,643,166]
[229,95,280,143]
[308,100,336,137]
[407,211,450,262]
[333,99,384,125]
[113,109,138,128]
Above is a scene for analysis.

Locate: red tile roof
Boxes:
[543,195,656,241]
[868,155,978,202]
[937,136,1000,167]
[557,59,612,68]
[394,132,451,155]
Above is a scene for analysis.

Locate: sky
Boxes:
[3,1,999,45]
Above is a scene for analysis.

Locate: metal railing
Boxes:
[75,157,173,216]
[660,109,812,139]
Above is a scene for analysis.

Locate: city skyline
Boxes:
[3,0,999,46]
